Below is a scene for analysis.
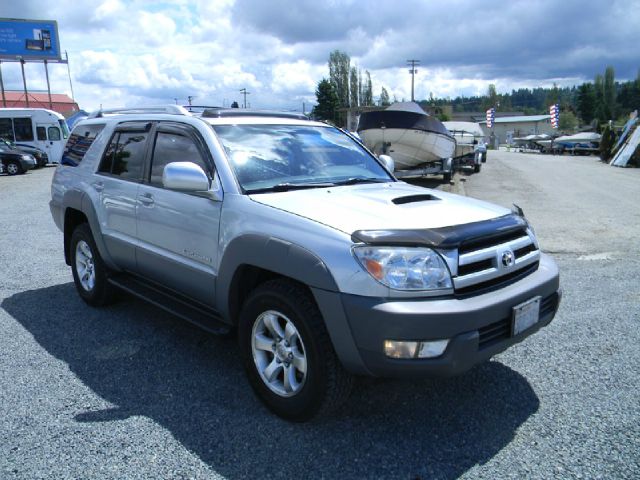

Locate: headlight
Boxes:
[21,154,33,161]
[353,246,452,291]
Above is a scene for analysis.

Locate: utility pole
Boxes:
[240,88,250,108]
[65,51,75,104]
[187,95,196,106]
[406,59,420,102]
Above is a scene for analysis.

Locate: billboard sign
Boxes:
[0,18,61,61]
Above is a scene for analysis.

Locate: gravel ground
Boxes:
[0,159,639,479]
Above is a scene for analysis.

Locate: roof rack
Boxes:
[201,108,309,120]
[87,105,190,118]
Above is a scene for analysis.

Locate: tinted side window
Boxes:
[98,134,118,174]
[13,118,34,141]
[37,126,47,141]
[0,119,13,141]
[98,131,147,181]
[149,132,208,186]
[61,124,105,166]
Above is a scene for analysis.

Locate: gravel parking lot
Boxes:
[1,157,639,479]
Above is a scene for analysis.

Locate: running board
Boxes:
[108,274,231,335]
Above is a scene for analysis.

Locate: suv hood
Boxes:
[250,182,511,235]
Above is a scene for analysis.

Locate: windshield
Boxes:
[212,124,393,193]
[58,119,70,139]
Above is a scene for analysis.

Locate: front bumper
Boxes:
[20,157,37,171]
[317,253,560,378]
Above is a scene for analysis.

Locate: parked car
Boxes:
[0,138,48,167]
[50,106,561,421]
[0,143,36,175]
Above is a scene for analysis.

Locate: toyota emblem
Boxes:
[501,250,515,268]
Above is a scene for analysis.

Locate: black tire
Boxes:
[474,163,481,173]
[70,223,117,307]
[238,279,353,421]
[6,160,23,176]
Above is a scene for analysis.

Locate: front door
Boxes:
[135,124,221,307]
[94,124,150,270]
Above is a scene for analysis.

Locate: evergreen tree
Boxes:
[312,78,339,123]
[576,83,596,124]
[603,66,616,118]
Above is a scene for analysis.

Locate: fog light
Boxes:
[384,339,449,359]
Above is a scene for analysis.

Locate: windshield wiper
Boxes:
[332,177,390,186]
[246,182,336,194]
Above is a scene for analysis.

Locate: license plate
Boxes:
[512,296,541,336]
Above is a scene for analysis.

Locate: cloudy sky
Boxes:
[0,0,638,112]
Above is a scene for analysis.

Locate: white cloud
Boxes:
[0,0,636,112]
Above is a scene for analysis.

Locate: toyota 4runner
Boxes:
[50,106,561,421]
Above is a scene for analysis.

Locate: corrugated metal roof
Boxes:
[479,115,551,124]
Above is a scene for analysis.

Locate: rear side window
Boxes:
[149,132,208,186]
[61,124,105,166]
[13,118,34,141]
[98,131,148,181]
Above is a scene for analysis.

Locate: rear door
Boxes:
[135,122,221,306]
[94,122,151,271]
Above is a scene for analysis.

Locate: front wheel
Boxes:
[238,279,352,421]
[70,223,116,306]
[6,160,23,175]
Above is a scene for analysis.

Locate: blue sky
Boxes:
[0,0,638,112]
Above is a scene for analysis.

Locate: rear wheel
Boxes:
[70,223,117,306]
[6,160,23,175]
[238,279,352,421]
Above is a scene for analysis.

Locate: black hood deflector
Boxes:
[351,214,527,248]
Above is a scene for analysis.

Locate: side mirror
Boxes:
[378,154,395,173]
[162,162,210,192]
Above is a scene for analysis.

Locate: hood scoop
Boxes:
[392,194,440,205]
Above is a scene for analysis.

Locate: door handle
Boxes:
[139,193,154,206]
[92,182,104,192]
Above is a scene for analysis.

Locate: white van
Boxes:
[0,108,70,164]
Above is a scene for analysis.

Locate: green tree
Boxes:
[362,71,373,106]
[349,65,359,107]
[312,78,339,123]
[576,83,596,124]
[545,82,560,106]
[379,87,390,106]
[482,83,498,110]
[558,111,578,132]
[603,66,616,118]
[599,123,616,161]
[329,50,350,109]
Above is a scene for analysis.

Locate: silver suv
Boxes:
[50,106,561,421]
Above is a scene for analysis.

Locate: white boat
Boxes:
[357,102,455,170]
[554,132,601,144]
[443,121,485,158]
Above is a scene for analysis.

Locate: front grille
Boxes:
[453,229,540,295]
[478,292,559,350]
